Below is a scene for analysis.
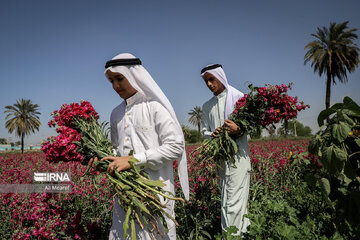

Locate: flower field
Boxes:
[0,139,352,239]
[0,152,113,240]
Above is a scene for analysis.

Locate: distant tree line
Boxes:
[0,138,22,146]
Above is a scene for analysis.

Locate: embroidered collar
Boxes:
[126,92,144,106]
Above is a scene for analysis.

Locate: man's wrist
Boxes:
[235,126,243,136]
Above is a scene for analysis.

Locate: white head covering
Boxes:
[201,64,244,119]
[105,53,189,200]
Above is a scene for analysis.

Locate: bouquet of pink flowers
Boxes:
[42,100,98,163]
[192,83,310,167]
[42,100,183,239]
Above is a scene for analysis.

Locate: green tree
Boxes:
[181,125,192,142]
[288,120,312,137]
[4,99,41,153]
[304,21,359,109]
[279,120,312,137]
[250,127,262,139]
[0,138,7,144]
[188,106,202,143]
[266,125,276,137]
[188,129,202,144]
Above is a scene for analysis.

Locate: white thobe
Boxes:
[201,90,251,235]
[109,92,184,240]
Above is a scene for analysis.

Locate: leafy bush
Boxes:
[309,96,360,236]
[243,151,335,239]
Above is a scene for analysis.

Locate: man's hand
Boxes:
[103,156,132,175]
[88,156,132,175]
[211,127,222,138]
[224,119,242,136]
[88,157,99,170]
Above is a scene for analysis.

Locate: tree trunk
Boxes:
[325,72,331,109]
[197,122,201,143]
[284,120,288,137]
[21,134,24,154]
[293,119,297,137]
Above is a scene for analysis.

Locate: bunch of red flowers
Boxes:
[48,100,99,128]
[193,83,310,167]
[41,100,99,163]
[231,83,309,135]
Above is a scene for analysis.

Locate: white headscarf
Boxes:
[201,65,244,119]
[105,53,189,200]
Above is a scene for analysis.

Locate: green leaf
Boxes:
[123,207,132,239]
[344,161,357,180]
[343,96,360,115]
[308,135,322,155]
[341,191,360,226]
[354,138,360,147]
[137,178,166,187]
[340,113,355,126]
[131,218,136,240]
[329,231,344,240]
[304,173,318,188]
[320,145,346,175]
[251,215,266,228]
[319,178,331,196]
[317,103,343,127]
[332,121,351,144]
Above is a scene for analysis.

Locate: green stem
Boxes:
[348,151,360,158]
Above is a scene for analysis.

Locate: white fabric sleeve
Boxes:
[201,104,212,139]
[134,103,184,170]
[110,112,119,149]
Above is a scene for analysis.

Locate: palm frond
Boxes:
[3,98,41,147]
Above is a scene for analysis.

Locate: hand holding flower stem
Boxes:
[88,156,132,176]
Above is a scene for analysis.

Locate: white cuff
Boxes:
[133,152,147,166]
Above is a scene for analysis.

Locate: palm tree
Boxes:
[181,125,192,142]
[304,21,359,109]
[4,99,41,153]
[188,106,202,142]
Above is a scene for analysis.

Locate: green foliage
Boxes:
[182,125,192,140]
[176,179,221,240]
[181,140,356,239]
[4,98,41,153]
[231,84,266,136]
[249,127,262,139]
[72,117,185,238]
[187,129,203,144]
[175,151,221,240]
[243,154,335,239]
[309,96,360,233]
[266,125,276,137]
[279,119,312,137]
[0,138,7,144]
[214,226,242,240]
[71,117,114,165]
[188,106,202,143]
[304,21,359,109]
[304,21,359,83]
[194,128,238,167]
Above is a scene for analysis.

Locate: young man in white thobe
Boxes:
[200,64,251,235]
[90,53,189,240]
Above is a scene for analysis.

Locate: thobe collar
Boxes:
[216,89,227,99]
[125,91,144,106]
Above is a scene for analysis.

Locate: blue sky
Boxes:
[1,0,360,145]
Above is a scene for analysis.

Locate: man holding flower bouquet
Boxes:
[200,64,251,235]
[90,53,189,240]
